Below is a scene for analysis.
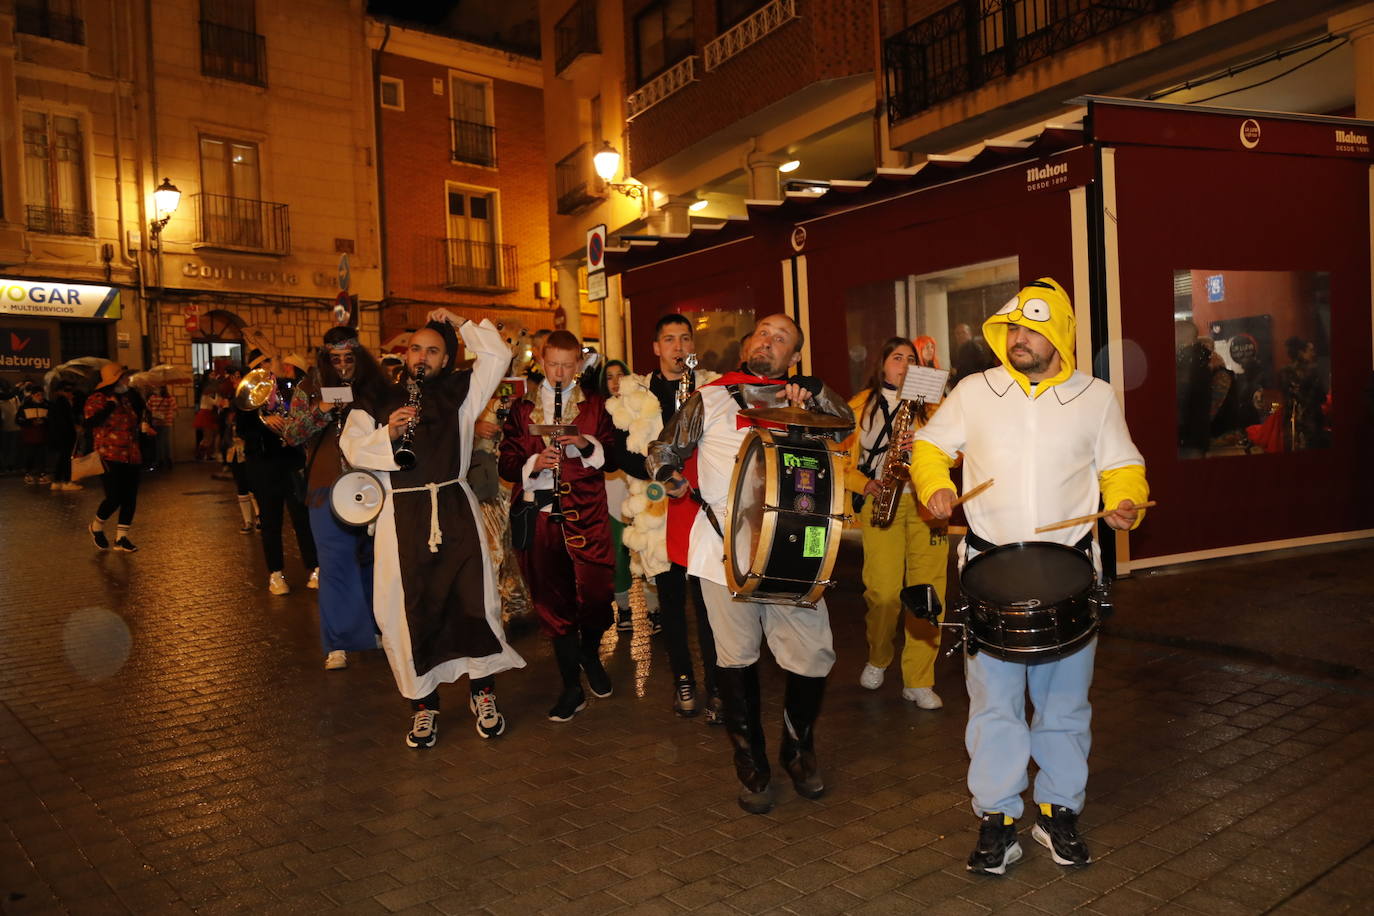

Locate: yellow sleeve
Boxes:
[1099,464,1149,529]
[911,440,957,506]
[842,392,871,495]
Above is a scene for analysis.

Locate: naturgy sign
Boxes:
[0,327,54,370]
[0,278,122,319]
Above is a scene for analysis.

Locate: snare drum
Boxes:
[724,428,849,607]
[960,541,1098,661]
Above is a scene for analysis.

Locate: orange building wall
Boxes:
[377,51,554,342]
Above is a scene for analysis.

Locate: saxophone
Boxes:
[869,394,921,529]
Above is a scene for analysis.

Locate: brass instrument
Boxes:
[393,364,425,471]
[549,380,566,524]
[869,390,924,530]
[234,367,276,411]
[676,353,698,409]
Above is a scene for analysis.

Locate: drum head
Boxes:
[331,470,385,526]
[962,541,1093,607]
[728,434,770,587]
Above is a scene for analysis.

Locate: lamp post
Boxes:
[592,141,644,201]
[147,177,181,366]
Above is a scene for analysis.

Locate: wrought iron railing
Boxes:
[443,239,517,292]
[704,0,796,71]
[200,20,267,87]
[194,192,290,255]
[451,119,497,167]
[555,144,605,215]
[16,2,85,44]
[26,205,93,237]
[884,0,1174,124]
[627,55,697,120]
[555,0,598,74]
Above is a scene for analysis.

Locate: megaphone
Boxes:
[330,469,386,526]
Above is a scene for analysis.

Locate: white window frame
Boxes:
[379,76,405,111]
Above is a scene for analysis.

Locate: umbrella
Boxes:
[44,356,111,395]
[129,364,194,390]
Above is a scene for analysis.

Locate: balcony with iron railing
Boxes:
[16,2,85,44]
[555,143,605,215]
[200,20,267,87]
[451,119,497,167]
[555,0,598,75]
[194,193,290,255]
[26,205,93,237]
[442,238,518,292]
[884,0,1175,124]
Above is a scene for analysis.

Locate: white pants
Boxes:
[698,578,835,678]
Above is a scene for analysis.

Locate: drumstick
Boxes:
[949,478,994,509]
[1034,501,1158,534]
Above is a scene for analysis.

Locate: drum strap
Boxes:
[965,529,1093,556]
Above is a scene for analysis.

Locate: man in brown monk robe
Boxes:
[341,312,523,748]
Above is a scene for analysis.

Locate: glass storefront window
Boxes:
[1173,269,1331,458]
[843,257,1018,393]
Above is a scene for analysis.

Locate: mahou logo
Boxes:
[1239,119,1261,149]
[1335,128,1370,153]
[1025,162,1068,191]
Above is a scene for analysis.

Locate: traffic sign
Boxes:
[586,224,606,272]
[337,253,351,292]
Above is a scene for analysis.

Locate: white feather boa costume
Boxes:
[605,369,719,578]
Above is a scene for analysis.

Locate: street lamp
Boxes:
[591,141,644,200]
[151,177,181,234]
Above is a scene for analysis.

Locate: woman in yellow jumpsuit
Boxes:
[842,337,949,708]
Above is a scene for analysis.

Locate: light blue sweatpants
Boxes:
[964,638,1096,818]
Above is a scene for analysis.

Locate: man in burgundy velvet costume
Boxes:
[499,330,619,721]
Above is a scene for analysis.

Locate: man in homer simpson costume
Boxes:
[912,278,1148,876]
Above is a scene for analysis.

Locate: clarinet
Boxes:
[393,364,425,471]
[548,380,566,524]
[677,353,698,409]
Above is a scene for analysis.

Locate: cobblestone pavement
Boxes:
[2,467,1372,914]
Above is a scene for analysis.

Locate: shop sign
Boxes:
[1335,128,1370,155]
[1206,275,1224,303]
[0,278,122,319]
[0,326,53,370]
[1025,161,1070,192]
[181,260,300,286]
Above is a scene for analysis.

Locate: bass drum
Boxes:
[330,469,386,527]
[725,428,849,608]
[960,541,1097,661]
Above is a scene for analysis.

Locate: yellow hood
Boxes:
[982,277,1076,397]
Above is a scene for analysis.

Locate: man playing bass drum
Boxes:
[912,278,1148,876]
[646,314,853,815]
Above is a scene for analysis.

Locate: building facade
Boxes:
[369,21,557,349]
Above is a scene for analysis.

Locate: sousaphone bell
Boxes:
[234,367,277,410]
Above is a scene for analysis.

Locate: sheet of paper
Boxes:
[900,365,950,404]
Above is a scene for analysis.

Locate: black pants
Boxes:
[655,562,718,694]
[48,443,72,483]
[247,458,317,573]
[97,461,141,525]
[412,675,495,710]
[231,461,250,496]
[21,442,46,475]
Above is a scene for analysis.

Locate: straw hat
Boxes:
[98,363,128,388]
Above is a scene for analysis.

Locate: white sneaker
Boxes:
[62,481,83,491]
[307,568,319,589]
[469,688,506,739]
[324,650,347,670]
[859,664,885,690]
[903,687,943,709]
[268,571,290,595]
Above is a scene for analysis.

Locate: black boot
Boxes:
[580,627,613,698]
[715,664,772,814]
[780,672,827,800]
[548,633,586,722]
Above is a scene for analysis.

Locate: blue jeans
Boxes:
[964,638,1096,818]
[307,490,376,653]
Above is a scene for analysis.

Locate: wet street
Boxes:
[2,466,1372,914]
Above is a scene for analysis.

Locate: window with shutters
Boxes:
[200,0,266,87]
[443,184,515,291]
[450,75,495,167]
[23,110,92,236]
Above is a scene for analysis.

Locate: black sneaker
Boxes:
[113,537,139,553]
[1032,805,1091,866]
[547,688,587,722]
[704,692,724,726]
[648,610,663,636]
[583,654,613,699]
[967,813,1023,875]
[406,707,439,748]
[673,675,699,717]
[615,607,633,633]
[469,688,506,739]
[89,522,109,550]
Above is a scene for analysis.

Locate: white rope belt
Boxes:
[391,476,464,553]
